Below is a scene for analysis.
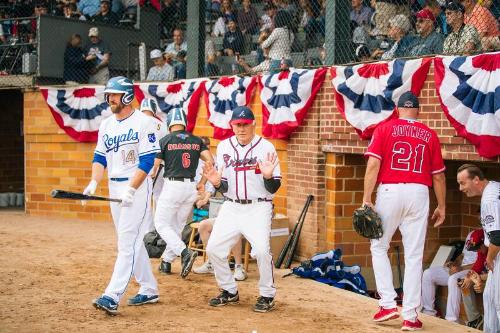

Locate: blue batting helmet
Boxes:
[140,98,159,115]
[166,107,187,129]
[104,76,134,105]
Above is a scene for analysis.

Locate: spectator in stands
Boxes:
[220,0,237,22]
[421,229,480,324]
[238,56,271,74]
[121,0,138,22]
[91,0,120,24]
[260,3,277,31]
[426,0,449,35]
[63,33,90,84]
[372,14,414,60]
[212,12,228,37]
[350,0,374,27]
[373,0,410,36]
[84,27,111,84]
[462,0,500,50]
[260,9,294,73]
[273,0,298,20]
[479,0,500,19]
[146,49,174,81]
[77,0,101,18]
[174,50,186,79]
[443,1,481,55]
[409,8,444,56]
[355,44,372,62]
[299,0,323,46]
[64,3,86,20]
[164,28,187,57]
[237,0,259,35]
[222,18,244,56]
[160,0,179,41]
[205,38,220,76]
[459,229,487,329]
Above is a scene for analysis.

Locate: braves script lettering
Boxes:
[223,154,258,168]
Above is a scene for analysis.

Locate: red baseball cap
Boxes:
[416,8,435,22]
[465,229,484,251]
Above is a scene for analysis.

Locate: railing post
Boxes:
[325,0,353,66]
[186,0,205,79]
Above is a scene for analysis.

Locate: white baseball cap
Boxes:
[150,49,163,59]
[89,27,99,37]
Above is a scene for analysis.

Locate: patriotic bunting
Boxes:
[134,79,205,133]
[204,75,256,140]
[259,68,327,139]
[40,86,110,142]
[434,52,500,158]
[331,58,431,139]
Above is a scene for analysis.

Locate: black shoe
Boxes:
[209,290,239,307]
[253,296,275,313]
[159,261,171,274]
[467,315,483,329]
[180,248,197,278]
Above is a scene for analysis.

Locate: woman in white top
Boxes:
[260,10,294,73]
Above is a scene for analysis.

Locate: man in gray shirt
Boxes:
[146,49,174,82]
[409,8,444,56]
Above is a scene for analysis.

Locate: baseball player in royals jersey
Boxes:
[140,98,168,231]
[457,164,500,333]
[83,76,161,315]
[203,106,281,313]
[362,92,446,330]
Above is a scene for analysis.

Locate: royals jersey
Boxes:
[94,110,160,178]
[365,118,445,187]
[481,181,500,247]
[217,135,281,201]
[152,116,169,141]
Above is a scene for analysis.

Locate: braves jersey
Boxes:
[157,130,208,178]
[217,135,281,201]
[94,110,160,178]
[365,118,445,187]
[481,181,500,247]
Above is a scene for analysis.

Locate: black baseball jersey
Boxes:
[157,130,208,178]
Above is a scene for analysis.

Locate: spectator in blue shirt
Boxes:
[78,0,101,18]
[350,0,374,27]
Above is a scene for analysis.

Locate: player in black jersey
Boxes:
[154,108,214,278]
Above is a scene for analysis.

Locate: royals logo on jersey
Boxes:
[148,133,156,143]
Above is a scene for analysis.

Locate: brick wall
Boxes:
[0,90,24,194]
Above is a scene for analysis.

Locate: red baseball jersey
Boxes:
[365,118,445,187]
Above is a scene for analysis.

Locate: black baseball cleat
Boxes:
[180,248,197,278]
[467,315,483,330]
[159,260,171,274]
[209,290,239,307]
[253,296,275,313]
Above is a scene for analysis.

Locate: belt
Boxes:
[225,198,272,204]
[166,177,195,182]
[110,177,129,182]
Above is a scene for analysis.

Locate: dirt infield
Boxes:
[0,212,479,333]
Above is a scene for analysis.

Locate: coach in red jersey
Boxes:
[362,91,446,331]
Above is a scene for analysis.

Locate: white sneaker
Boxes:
[233,264,247,281]
[193,261,214,274]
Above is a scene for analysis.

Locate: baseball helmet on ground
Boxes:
[104,76,134,105]
[140,98,159,115]
[166,107,187,129]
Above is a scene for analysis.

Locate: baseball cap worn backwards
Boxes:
[230,106,255,125]
[466,229,484,251]
[150,49,162,59]
[398,92,420,108]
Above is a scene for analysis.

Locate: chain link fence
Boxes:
[0,0,498,87]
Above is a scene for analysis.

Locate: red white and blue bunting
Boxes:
[40,86,110,142]
[204,75,256,140]
[331,58,431,139]
[134,79,205,133]
[259,68,327,139]
[434,52,500,158]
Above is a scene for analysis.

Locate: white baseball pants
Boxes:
[154,179,198,262]
[371,183,429,321]
[206,201,276,298]
[104,178,158,302]
[484,252,500,333]
[421,266,469,322]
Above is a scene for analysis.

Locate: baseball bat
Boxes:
[284,195,314,269]
[50,189,122,203]
[274,195,312,268]
[395,245,404,304]
[152,164,164,190]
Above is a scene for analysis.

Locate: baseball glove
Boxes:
[352,206,383,239]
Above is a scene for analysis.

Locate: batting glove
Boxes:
[120,186,136,207]
[82,179,98,206]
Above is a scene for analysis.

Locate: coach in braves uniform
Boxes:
[155,108,214,278]
[362,92,446,330]
[203,106,281,313]
[457,164,500,333]
[140,98,168,231]
[83,76,160,315]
